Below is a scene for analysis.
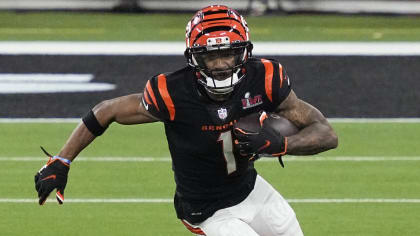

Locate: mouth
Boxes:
[211,69,232,81]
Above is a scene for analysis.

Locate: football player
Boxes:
[34,5,338,236]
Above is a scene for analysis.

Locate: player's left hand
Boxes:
[233,113,287,164]
[234,124,286,156]
[34,147,70,205]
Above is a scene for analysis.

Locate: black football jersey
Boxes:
[142,57,291,224]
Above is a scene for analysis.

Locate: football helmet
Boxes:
[185,5,253,99]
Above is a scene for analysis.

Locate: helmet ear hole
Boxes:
[184,49,190,63]
[184,49,189,59]
[247,43,253,57]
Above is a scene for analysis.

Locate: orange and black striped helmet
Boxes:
[185,5,251,50]
[184,5,253,98]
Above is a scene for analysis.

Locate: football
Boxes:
[235,111,299,137]
[265,112,299,136]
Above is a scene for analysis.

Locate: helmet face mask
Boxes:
[185,5,253,100]
[192,45,247,84]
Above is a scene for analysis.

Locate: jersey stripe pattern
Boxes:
[145,80,160,111]
[143,73,176,121]
[260,58,290,106]
[261,58,274,102]
[140,58,291,224]
[157,74,176,121]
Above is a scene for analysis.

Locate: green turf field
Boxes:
[0,122,419,236]
[1,11,420,41]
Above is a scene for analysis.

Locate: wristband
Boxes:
[52,156,71,165]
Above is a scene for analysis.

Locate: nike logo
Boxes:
[258,140,271,152]
[142,98,149,110]
[41,175,56,181]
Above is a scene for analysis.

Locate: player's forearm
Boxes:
[58,122,96,161]
[57,95,156,161]
[58,101,115,161]
[286,121,338,155]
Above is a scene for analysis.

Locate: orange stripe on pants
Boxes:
[181,220,206,235]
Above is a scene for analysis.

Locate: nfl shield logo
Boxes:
[217,108,228,120]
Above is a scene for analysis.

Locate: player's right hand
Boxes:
[34,147,70,205]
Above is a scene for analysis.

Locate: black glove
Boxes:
[34,147,70,205]
[233,112,287,166]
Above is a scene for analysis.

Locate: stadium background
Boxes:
[0,1,420,236]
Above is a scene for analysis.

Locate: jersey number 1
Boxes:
[218,130,237,175]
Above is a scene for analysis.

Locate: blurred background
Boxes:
[1,0,420,14]
[1,0,419,118]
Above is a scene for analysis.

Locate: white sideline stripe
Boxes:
[284,156,420,162]
[1,156,420,162]
[1,118,420,123]
[0,73,116,94]
[0,83,116,94]
[0,157,171,162]
[1,198,420,204]
[0,198,172,203]
[327,118,420,123]
[0,74,93,83]
[1,42,420,56]
[0,118,81,123]
[287,199,420,203]
[1,0,420,14]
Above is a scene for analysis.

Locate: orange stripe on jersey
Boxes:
[261,59,274,102]
[146,80,159,111]
[279,63,284,88]
[157,74,175,121]
[143,89,152,105]
[181,220,206,235]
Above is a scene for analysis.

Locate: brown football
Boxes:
[266,113,299,137]
[234,112,299,137]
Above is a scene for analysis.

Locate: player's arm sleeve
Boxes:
[261,59,292,109]
[142,74,176,122]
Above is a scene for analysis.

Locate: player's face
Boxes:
[202,50,236,81]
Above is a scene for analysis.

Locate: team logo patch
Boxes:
[217,108,228,120]
[242,92,263,109]
[207,37,230,46]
